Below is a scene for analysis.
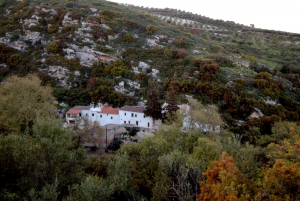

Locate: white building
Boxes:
[66,106,91,124]
[119,105,154,128]
[66,104,156,129]
[90,105,120,126]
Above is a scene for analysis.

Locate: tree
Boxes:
[164,85,179,122]
[109,59,127,76]
[257,160,300,200]
[152,150,202,201]
[197,152,253,201]
[144,80,162,120]
[188,137,221,171]
[90,61,107,77]
[0,117,86,200]
[186,99,223,132]
[37,72,56,87]
[90,85,112,103]
[73,119,105,149]
[257,129,300,200]
[0,75,56,134]
[267,128,300,163]
[65,154,139,201]
[108,92,126,108]
[7,54,23,68]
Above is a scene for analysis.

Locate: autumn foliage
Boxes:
[258,160,300,200]
[192,59,220,81]
[198,131,300,201]
[198,152,252,201]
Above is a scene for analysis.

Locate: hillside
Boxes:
[1,0,300,200]
[1,0,300,131]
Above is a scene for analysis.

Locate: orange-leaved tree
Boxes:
[197,152,255,201]
[256,128,300,200]
[256,160,300,201]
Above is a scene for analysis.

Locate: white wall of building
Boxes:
[80,109,90,120]
[98,113,120,126]
[88,108,120,126]
[89,108,101,123]
[119,110,153,128]
[68,105,156,128]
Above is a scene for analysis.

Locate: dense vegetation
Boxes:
[0,0,300,200]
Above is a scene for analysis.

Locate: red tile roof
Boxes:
[67,106,91,114]
[66,109,81,115]
[100,106,119,114]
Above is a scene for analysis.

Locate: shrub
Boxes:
[209,54,235,67]
[235,78,247,86]
[211,44,222,53]
[176,49,188,59]
[173,36,188,47]
[145,25,158,35]
[46,41,59,53]
[122,33,134,43]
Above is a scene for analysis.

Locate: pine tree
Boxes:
[164,85,179,121]
[144,80,162,120]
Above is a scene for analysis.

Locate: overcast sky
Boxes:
[109,0,300,34]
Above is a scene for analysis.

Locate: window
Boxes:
[131,113,134,117]
[92,113,94,116]
[136,121,138,126]
[148,122,150,127]
[79,113,81,117]
[135,114,137,117]
[144,115,145,118]
[125,113,126,116]
[111,117,113,119]
[86,113,88,116]
[124,121,126,124]
[100,115,102,118]
[129,121,130,124]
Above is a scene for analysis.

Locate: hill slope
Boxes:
[0,0,300,135]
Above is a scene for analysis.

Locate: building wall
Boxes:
[89,110,100,123]
[97,113,120,126]
[80,109,90,120]
[68,106,156,128]
[119,110,153,128]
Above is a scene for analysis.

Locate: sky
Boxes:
[109,0,300,34]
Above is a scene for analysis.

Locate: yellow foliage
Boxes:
[184,32,193,38]
[267,128,300,163]
[257,160,300,200]
[197,152,251,201]
[241,54,257,65]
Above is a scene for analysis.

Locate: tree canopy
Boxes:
[0,75,56,134]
